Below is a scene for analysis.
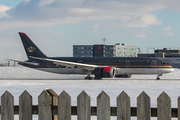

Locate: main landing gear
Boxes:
[84,75,94,80]
[156,74,162,80]
[94,77,102,80]
[84,75,102,80]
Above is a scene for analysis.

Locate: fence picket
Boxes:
[178,96,180,120]
[58,90,71,120]
[117,91,130,120]
[1,90,14,120]
[46,89,58,120]
[97,91,110,120]
[77,90,91,120]
[19,90,32,120]
[137,91,150,120]
[157,91,171,120]
[0,90,179,119]
[38,90,52,120]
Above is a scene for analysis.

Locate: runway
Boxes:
[0,78,180,81]
[0,67,179,80]
[0,67,179,120]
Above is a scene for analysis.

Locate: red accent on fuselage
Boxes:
[19,32,32,41]
[103,67,111,73]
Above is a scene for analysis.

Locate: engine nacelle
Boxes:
[93,67,116,79]
[115,74,132,78]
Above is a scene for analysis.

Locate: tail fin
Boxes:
[19,32,47,60]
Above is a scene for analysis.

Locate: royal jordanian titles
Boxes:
[8,32,174,80]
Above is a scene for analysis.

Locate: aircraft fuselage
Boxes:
[20,57,174,75]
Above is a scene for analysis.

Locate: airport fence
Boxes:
[0,89,179,120]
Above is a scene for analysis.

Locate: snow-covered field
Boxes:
[0,67,180,120]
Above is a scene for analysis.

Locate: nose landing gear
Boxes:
[156,74,162,80]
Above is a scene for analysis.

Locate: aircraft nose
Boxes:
[166,68,174,73]
[162,68,174,74]
[170,68,174,72]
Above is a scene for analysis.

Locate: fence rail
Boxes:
[0,106,178,116]
[0,89,179,120]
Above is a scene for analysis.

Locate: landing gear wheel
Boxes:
[156,74,162,80]
[84,76,94,80]
[94,77,102,80]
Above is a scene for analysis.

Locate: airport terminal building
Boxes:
[73,43,137,57]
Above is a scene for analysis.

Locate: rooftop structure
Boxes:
[138,48,180,58]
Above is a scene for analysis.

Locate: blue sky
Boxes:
[0,0,180,62]
[1,0,22,6]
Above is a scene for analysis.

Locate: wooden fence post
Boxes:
[46,89,58,120]
[1,90,14,120]
[77,90,91,120]
[38,90,53,120]
[178,96,180,120]
[117,91,130,120]
[137,91,150,120]
[157,91,171,120]
[97,91,110,120]
[19,90,32,120]
[58,90,71,120]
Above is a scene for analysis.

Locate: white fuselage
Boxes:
[35,67,174,75]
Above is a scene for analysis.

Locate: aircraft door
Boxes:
[47,62,51,67]
[151,60,157,67]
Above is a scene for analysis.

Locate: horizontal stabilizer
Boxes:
[7,59,39,65]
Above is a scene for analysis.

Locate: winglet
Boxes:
[7,59,39,65]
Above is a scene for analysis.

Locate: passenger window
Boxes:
[151,60,157,67]
[125,60,130,67]
[47,62,51,67]
[77,60,82,63]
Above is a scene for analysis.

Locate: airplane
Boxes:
[8,32,174,80]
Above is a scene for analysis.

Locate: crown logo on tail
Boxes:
[27,46,35,52]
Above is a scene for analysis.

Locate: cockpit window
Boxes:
[163,62,169,65]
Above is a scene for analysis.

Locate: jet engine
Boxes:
[93,67,116,79]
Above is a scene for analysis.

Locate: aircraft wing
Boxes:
[7,59,39,66]
[29,56,107,73]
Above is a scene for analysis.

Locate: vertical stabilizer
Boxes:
[19,32,47,59]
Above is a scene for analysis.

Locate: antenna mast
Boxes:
[102,37,106,45]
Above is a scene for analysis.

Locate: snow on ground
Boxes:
[0,67,179,120]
